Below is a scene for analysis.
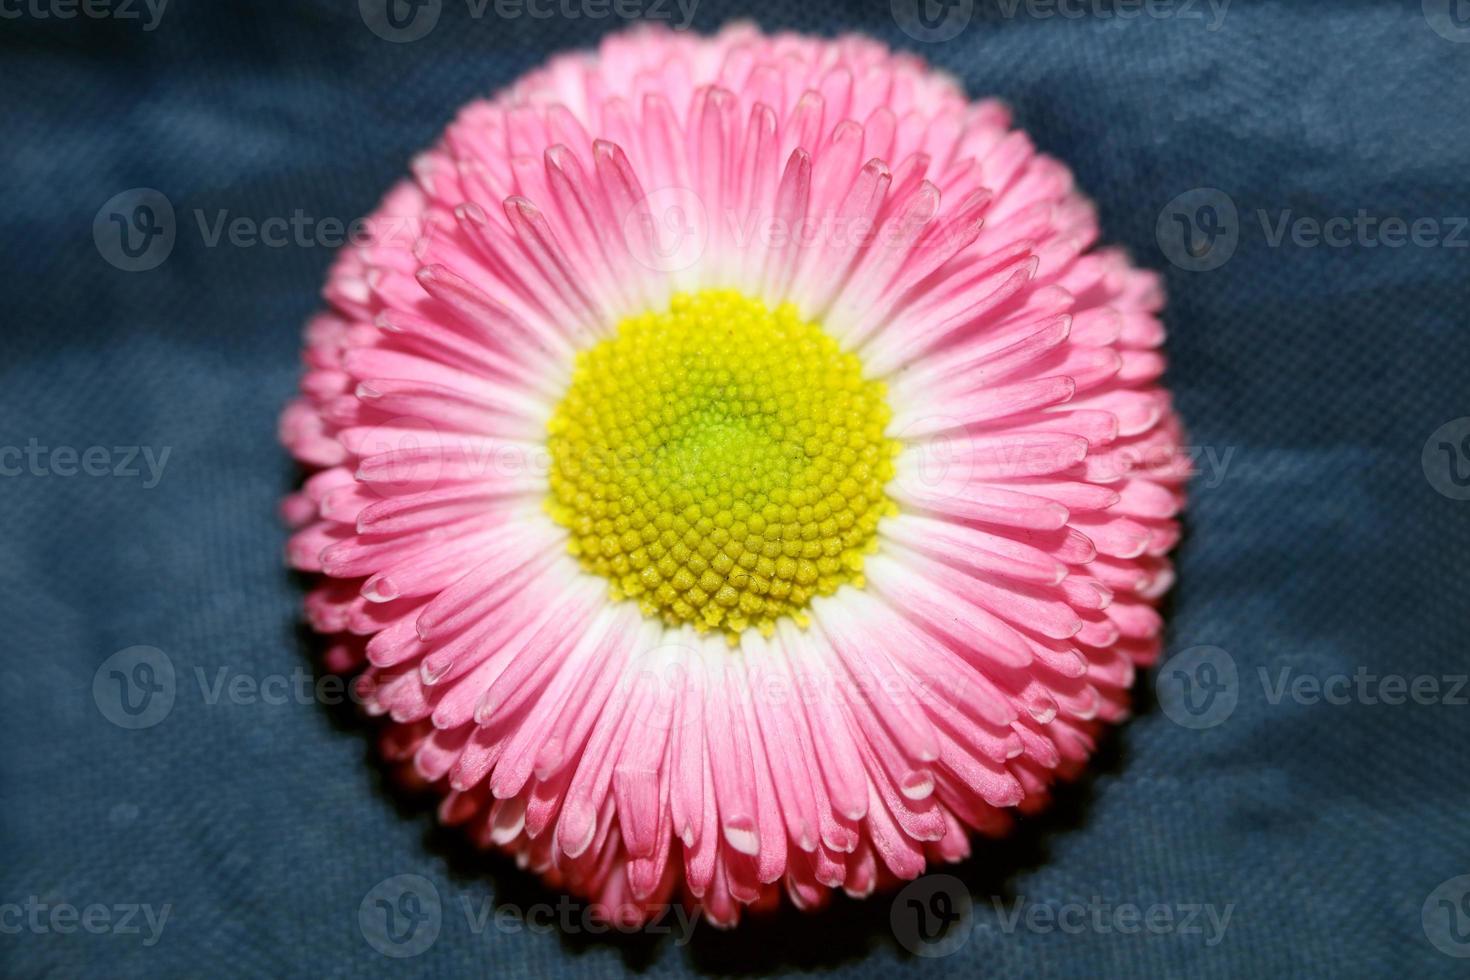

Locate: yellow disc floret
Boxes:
[546,290,898,638]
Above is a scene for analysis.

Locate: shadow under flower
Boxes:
[296,608,1135,974]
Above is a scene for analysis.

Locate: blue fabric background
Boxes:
[3,0,1468,976]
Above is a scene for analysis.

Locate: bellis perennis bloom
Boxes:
[280,24,1186,929]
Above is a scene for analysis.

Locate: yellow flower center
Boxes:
[546,290,897,637]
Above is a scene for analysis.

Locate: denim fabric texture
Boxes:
[2,0,1468,976]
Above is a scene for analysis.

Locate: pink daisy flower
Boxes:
[281,24,1186,928]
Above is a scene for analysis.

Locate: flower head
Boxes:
[282,24,1185,928]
